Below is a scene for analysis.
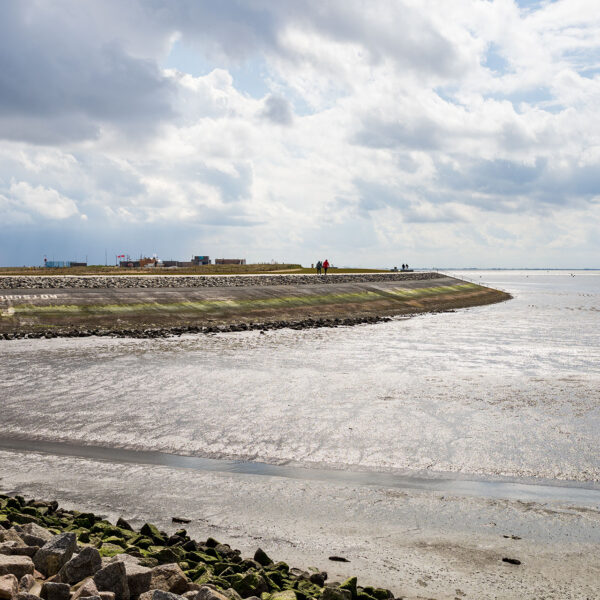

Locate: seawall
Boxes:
[0,272,511,339]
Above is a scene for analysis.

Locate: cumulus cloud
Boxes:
[2,180,79,222]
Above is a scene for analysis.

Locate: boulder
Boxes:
[94,561,130,600]
[0,556,34,579]
[71,578,99,600]
[110,556,151,600]
[321,589,352,600]
[16,594,42,600]
[0,532,24,546]
[40,583,70,600]
[57,547,102,584]
[17,576,34,594]
[99,593,116,600]
[194,588,229,600]
[0,544,37,558]
[231,573,268,599]
[149,565,188,595]
[19,526,52,549]
[33,534,77,577]
[138,592,183,600]
[252,550,272,568]
[0,575,18,600]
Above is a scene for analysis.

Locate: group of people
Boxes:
[315,259,330,275]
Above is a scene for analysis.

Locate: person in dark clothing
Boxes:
[316,260,322,275]
[323,259,329,275]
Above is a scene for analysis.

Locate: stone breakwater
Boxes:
[0,316,392,341]
[0,495,397,600]
[0,273,438,290]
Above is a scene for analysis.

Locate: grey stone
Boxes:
[40,582,70,600]
[16,594,42,600]
[33,534,76,577]
[110,557,151,600]
[57,547,102,584]
[0,556,34,579]
[98,593,115,600]
[0,574,18,600]
[0,545,37,558]
[19,526,52,550]
[148,565,188,595]
[94,561,130,600]
[138,592,183,600]
[17,576,34,594]
[194,587,228,600]
[71,578,99,600]
[221,590,241,600]
[0,532,24,546]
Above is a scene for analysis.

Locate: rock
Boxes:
[270,592,296,600]
[0,532,24,546]
[221,590,241,600]
[116,520,133,533]
[231,573,268,599]
[149,565,188,595]
[327,557,349,563]
[110,556,151,600]
[0,575,18,600]
[309,572,326,587]
[16,594,42,600]
[138,592,183,600]
[40,582,70,600]
[71,578,99,600]
[502,557,521,565]
[33,533,76,577]
[194,587,229,600]
[94,562,130,600]
[19,526,52,549]
[339,577,357,600]
[17,576,33,594]
[0,556,34,579]
[99,593,116,600]
[57,547,102,584]
[322,589,352,600]
[252,550,272,568]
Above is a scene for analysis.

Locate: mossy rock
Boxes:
[193,567,214,585]
[0,515,10,529]
[73,512,97,528]
[147,545,185,564]
[138,557,159,568]
[271,591,297,600]
[20,506,40,517]
[6,498,22,510]
[356,593,377,600]
[99,543,126,558]
[140,523,165,543]
[187,551,219,565]
[78,531,91,543]
[131,536,154,549]
[265,571,285,587]
[360,589,391,600]
[296,581,321,596]
[272,563,290,575]
[9,512,39,525]
[339,578,357,600]
[232,572,269,598]
[205,537,221,548]
[103,536,128,549]
[213,562,241,576]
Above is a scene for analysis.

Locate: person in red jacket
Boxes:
[322,259,329,275]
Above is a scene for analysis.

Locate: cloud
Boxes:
[260,95,293,125]
[2,180,79,222]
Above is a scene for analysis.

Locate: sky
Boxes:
[1,0,599,268]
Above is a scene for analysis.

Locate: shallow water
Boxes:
[1,270,599,484]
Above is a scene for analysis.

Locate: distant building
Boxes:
[45,261,87,268]
[214,258,246,265]
[192,256,210,265]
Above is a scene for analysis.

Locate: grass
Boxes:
[0,264,390,276]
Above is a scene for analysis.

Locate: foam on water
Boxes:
[1,270,599,483]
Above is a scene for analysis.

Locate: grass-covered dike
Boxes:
[0,495,399,600]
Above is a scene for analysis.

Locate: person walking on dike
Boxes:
[323,259,329,275]
[316,260,322,275]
